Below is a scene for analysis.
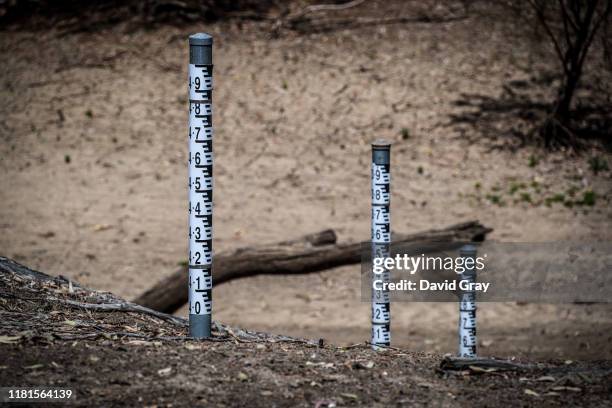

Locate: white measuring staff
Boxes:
[188,33,213,338]
[371,140,391,349]
[458,244,477,357]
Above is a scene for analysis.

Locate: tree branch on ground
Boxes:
[134,221,491,313]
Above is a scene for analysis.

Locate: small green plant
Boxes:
[281,80,288,90]
[85,109,93,118]
[588,156,609,175]
[486,194,503,206]
[519,192,532,203]
[474,182,481,190]
[417,166,423,175]
[400,128,410,140]
[544,193,565,206]
[530,180,542,194]
[577,190,596,206]
[64,154,71,164]
[508,182,526,195]
[528,154,539,167]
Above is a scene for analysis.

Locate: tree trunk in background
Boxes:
[529,0,611,147]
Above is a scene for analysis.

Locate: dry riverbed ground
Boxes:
[1,0,612,368]
[1,260,611,407]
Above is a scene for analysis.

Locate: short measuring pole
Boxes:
[188,33,214,338]
[458,244,477,357]
[371,140,391,349]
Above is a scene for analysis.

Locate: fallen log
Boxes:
[134,221,492,313]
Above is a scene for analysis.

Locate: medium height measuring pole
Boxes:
[188,33,213,338]
[371,140,391,349]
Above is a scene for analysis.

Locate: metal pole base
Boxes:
[189,314,212,338]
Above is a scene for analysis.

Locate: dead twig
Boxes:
[293,13,468,33]
[55,298,188,327]
[440,356,539,372]
[340,342,368,350]
[365,341,404,352]
[54,332,231,342]
[275,0,368,33]
[289,0,367,21]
